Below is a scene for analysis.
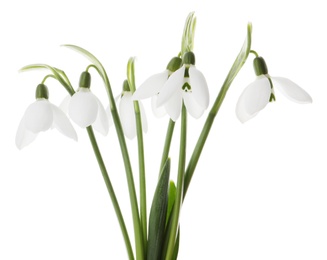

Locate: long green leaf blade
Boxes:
[147,158,171,260]
[20,64,74,95]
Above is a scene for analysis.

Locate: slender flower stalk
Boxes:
[183,23,252,199]
[165,104,187,260]
[86,126,135,260]
[159,119,175,176]
[127,58,147,251]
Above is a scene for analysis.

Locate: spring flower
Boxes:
[62,71,109,135]
[133,56,182,118]
[236,56,312,123]
[156,52,209,121]
[15,84,77,149]
[115,80,148,139]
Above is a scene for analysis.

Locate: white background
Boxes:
[1,0,326,259]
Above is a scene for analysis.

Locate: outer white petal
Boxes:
[133,70,169,100]
[182,92,205,119]
[151,95,166,117]
[236,77,271,123]
[51,104,77,141]
[272,77,313,103]
[59,95,71,113]
[68,89,98,128]
[24,99,53,133]
[15,118,37,149]
[189,65,209,109]
[92,97,109,135]
[157,65,185,107]
[164,91,183,121]
[119,92,136,139]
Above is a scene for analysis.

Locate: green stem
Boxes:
[183,70,235,199]
[128,58,147,251]
[182,22,252,199]
[84,53,144,260]
[127,58,148,252]
[159,119,175,176]
[250,50,259,57]
[165,104,187,260]
[86,127,134,260]
[134,103,147,251]
[110,103,144,260]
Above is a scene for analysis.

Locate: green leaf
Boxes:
[20,64,75,95]
[224,23,252,87]
[127,57,136,92]
[147,158,171,260]
[172,227,180,260]
[166,181,176,226]
[62,44,108,86]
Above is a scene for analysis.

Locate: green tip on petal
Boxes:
[35,84,49,99]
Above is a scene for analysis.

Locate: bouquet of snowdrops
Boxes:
[15,12,311,260]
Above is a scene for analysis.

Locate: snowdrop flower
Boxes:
[16,84,77,149]
[156,52,209,121]
[236,56,312,123]
[63,71,109,135]
[133,56,182,117]
[116,80,148,140]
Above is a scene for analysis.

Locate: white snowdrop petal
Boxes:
[182,92,205,119]
[119,92,136,139]
[92,97,109,135]
[272,77,313,103]
[15,118,37,149]
[151,95,166,117]
[164,91,182,121]
[68,90,98,128]
[51,104,77,141]
[157,66,185,107]
[59,95,71,113]
[236,77,271,123]
[24,99,53,133]
[189,66,209,109]
[133,70,169,100]
[235,94,259,123]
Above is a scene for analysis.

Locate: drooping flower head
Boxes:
[156,51,210,121]
[132,56,182,117]
[236,55,312,123]
[115,80,147,140]
[134,52,209,121]
[16,84,77,149]
[63,71,109,135]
